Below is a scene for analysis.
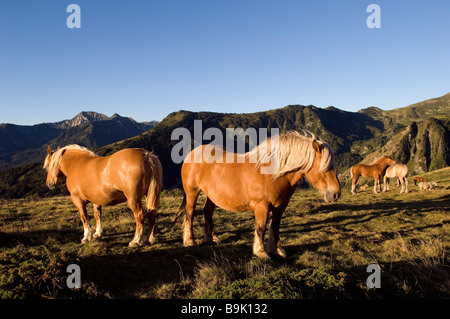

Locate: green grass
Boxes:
[1,168,449,299]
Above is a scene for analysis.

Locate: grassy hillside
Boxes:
[356,118,450,175]
[384,92,450,125]
[1,168,449,298]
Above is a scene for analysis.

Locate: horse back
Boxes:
[66,148,152,205]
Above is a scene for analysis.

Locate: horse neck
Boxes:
[374,158,390,169]
[59,150,91,175]
[283,170,305,187]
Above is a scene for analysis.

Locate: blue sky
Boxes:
[1,0,449,125]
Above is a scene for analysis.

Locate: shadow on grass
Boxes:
[78,243,254,298]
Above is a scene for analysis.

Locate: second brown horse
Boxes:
[351,156,395,194]
[176,131,340,259]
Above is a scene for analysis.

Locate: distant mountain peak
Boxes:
[54,111,109,129]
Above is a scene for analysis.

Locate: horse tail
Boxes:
[171,193,186,228]
[145,152,163,211]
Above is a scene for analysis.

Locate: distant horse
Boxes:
[173,131,340,259]
[418,181,438,190]
[44,145,163,247]
[383,163,408,193]
[351,156,396,194]
[360,184,369,191]
[414,176,427,185]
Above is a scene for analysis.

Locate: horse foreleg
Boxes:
[93,204,103,239]
[71,196,91,244]
[383,176,389,192]
[253,203,270,259]
[268,204,287,259]
[183,190,200,247]
[203,197,220,245]
[128,199,146,247]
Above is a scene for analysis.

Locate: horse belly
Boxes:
[96,190,127,206]
[81,186,127,206]
[202,185,252,212]
[198,168,253,212]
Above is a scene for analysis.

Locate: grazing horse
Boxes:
[44,145,163,247]
[414,176,427,185]
[383,163,408,193]
[351,156,396,194]
[174,131,340,259]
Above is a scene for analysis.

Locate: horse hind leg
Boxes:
[373,176,380,194]
[350,170,359,194]
[403,176,409,194]
[351,175,359,194]
[398,177,404,193]
[146,208,157,244]
[383,176,389,192]
[127,197,146,247]
[203,197,220,245]
[93,204,103,239]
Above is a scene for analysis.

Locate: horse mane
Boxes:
[43,144,97,171]
[370,155,391,165]
[252,130,335,180]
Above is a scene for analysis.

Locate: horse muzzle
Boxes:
[324,189,340,203]
[46,182,56,190]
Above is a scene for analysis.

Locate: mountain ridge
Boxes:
[0,92,449,198]
[0,111,158,170]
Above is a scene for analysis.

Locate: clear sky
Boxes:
[0,0,449,125]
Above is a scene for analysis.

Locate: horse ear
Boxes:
[57,146,60,150]
[312,140,321,153]
[47,146,52,156]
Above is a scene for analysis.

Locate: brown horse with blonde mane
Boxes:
[351,156,395,194]
[44,145,163,247]
[174,131,340,259]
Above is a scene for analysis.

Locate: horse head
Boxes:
[384,156,396,167]
[43,146,65,190]
[304,140,341,203]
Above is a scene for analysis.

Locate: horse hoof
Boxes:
[128,241,142,248]
[213,235,221,245]
[184,239,196,247]
[203,235,221,246]
[277,247,287,259]
[254,251,271,260]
